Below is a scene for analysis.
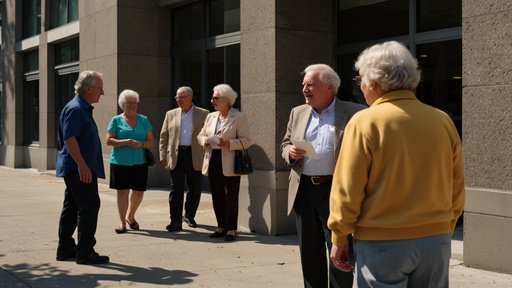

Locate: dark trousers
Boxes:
[208,149,240,230]
[294,176,353,288]
[169,147,203,222]
[58,170,100,259]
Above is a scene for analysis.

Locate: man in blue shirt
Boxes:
[56,70,109,265]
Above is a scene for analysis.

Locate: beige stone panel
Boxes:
[95,7,118,58]
[117,55,159,98]
[464,212,512,274]
[79,16,97,61]
[240,29,276,95]
[462,87,512,189]
[462,11,512,86]
[118,7,159,56]
[241,93,276,170]
[276,0,331,31]
[462,0,512,18]
[238,171,295,235]
[466,188,512,218]
[81,0,117,16]
[240,0,275,33]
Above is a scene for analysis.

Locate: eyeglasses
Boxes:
[175,96,189,100]
[211,96,225,101]
[353,76,362,86]
[125,101,138,105]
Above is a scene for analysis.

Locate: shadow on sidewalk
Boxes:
[2,261,198,287]
[125,226,298,246]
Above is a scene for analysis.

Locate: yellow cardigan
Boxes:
[328,90,465,246]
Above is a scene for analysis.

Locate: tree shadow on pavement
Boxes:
[1,261,198,287]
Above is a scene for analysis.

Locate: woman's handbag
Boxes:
[144,148,155,166]
[234,140,253,175]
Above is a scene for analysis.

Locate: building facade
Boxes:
[0,0,510,274]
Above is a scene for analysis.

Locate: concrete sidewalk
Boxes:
[1,166,511,287]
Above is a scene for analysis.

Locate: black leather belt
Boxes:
[303,175,333,185]
[178,146,191,150]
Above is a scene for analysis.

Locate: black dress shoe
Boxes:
[209,231,226,238]
[76,253,110,265]
[166,222,182,232]
[224,234,237,242]
[56,249,76,261]
[183,217,198,228]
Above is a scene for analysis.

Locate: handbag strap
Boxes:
[237,139,246,151]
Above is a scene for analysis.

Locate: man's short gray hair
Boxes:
[303,64,341,96]
[354,41,421,92]
[177,86,193,96]
[213,84,238,106]
[74,70,103,95]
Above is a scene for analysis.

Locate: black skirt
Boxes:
[109,163,148,191]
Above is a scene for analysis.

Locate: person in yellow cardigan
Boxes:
[328,41,465,288]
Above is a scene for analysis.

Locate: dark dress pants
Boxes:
[169,147,203,223]
[294,176,353,288]
[208,149,240,230]
[58,170,100,259]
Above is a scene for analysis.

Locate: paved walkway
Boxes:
[1,166,511,287]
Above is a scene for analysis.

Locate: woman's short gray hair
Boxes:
[74,70,103,95]
[303,64,341,96]
[213,84,238,106]
[118,89,140,110]
[355,41,421,92]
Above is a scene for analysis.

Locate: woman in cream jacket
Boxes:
[197,84,251,241]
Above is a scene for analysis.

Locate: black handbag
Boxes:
[144,148,155,166]
[234,140,253,175]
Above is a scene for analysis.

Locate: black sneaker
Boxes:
[165,222,183,232]
[183,217,198,228]
[76,253,110,265]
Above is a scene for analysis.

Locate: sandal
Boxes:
[115,225,127,234]
[126,219,140,230]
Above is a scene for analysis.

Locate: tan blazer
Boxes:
[159,106,209,171]
[281,99,366,215]
[197,108,251,177]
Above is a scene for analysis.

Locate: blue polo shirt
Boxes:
[56,95,105,178]
[107,114,153,166]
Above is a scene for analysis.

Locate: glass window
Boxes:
[22,0,41,38]
[54,39,79,138]
[207,44,240,109]
[337,52,367,105]
[56,38,79,64]
[174,51,203,107]
[416,40,462,135]
[173,2,203,44]
[209,0,240,37]
[51,0,79,28]
[23,50,39,144]
[338,0,408,44]
[171,0,240,110]
[417,0,461,32]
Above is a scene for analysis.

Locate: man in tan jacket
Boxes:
[159,86,209,231]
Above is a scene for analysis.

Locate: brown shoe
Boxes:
[126,219,139,230]
[115,225,127,234]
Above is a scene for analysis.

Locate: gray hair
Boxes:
[118,89,140,109]
[354,41,421,92]
[177,86,193,96]
[74,70,103,95]
[303,64,341,96]
[213,84,238,106]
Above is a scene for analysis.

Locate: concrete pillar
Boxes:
[0,0,24,167]
[238,0,333,235]
[462,0,512,274]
